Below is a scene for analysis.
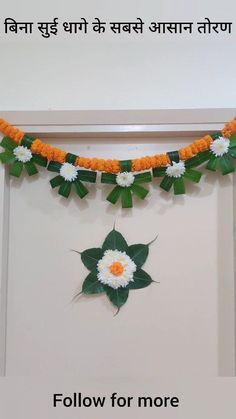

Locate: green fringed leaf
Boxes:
[82,271,105,295]
[128,269,153,290]
[153,167,167,177]
[105,286,129,309]
[32,154,48,167]
[102,229,128,252]
[9,161,23,177]
[184,168,202,183]
[229,134,236,148]
[47,161,62,173]
[74,179,88,198]
[160,175,174,192]
[50,175,64,188]
[25,161,38,176]
[134,171,152,184]
[131,184,149,200]
[127,244,149,269]
[206,155,218,171]
[101,172,117,184]
[120,160,132,172]
[0,151,15,164]
[78,170,96,183]
[229,147,236,158]
[81,248,103,271]
[0,137,17,151]
[106,186,123,205]
[218,155,235,175]
[58,181,72,198]
[173,177,185,195]
[121,187,133,208]
[185,150,211,168]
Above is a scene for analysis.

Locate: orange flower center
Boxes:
[109,261,124,276]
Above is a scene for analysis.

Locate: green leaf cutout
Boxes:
[102,229,128,252]
[160,176,174,192]
[74,179,88,198]
[173,177,185,195]
[50,175,64,188]
[106,186,123,204]
[105,286,129,309]
[121,187,133,208]
[9,161,23,177]
[219,155,234,175]
[128,269,153,289]
[206,156,218,171]
[24,161,38,176]
[58,181,72,198]
[101,173,117,184]
[82,271,105,295]
[229,147,236,158]
[32,154,48,167]
[78,170,97,183]
[127,244,149,269]
[134,172,152,184]
[184,168,202,183]
[0,151,15,164]
[47,161,62,173]
[131,184,149,200]
[81,248,103,271]
[0,136,17,151]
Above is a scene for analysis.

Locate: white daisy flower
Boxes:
[13,146,32,163]
[97,249,136,289]
[60,162,78,182]
[166,161,185,178]
[210,137,230,157]
[116,172,135,187]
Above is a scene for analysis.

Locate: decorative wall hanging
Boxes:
[0,117,236,208]
[73,226,157,314]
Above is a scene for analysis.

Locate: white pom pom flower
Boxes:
[59,162,78,182]
[97,249,136,289]
[166,161,185,178]
[13,146,32,163]
[116,172,135,187]
[210,137,230,157]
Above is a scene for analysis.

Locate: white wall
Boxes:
[0,0,235,111]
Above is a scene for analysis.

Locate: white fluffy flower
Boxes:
[59,162,78,182]
[210,137,230,157]
[116,172,135,187]
[97,250,136,289]
[166,161,185,178]
[13,146,32,163]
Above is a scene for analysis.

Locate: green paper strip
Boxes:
[160,175,174,192]
[101,172,117,184]
[66,153,77,165]
[185,150,211,168]
[0,136,17,151]
[21,135,34,148]
[106,186,123,205]
[173,177,185,195]
[229,134,236,148]
[77,170,97,183]
[229,147,236,158]
[58,181,72,198]
[131,184,148,200]
[0,151,15,164]
[121,187,133,208]
[47,161,62,173]
[25,161,38,176]
[74,179,88,198]
[120,160,132,172]
[219,155,235,175]
[50,175,64,188]
[9,161,23,177]
[184,168,202,183]
[167,151,179,163]
[32,154,48,167]
[152,167,166,177]
[206,156,218,171]
[134,171,152,184]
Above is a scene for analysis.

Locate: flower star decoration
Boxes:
[101,160,152,208]
[73,227,157,314]
[205,134,236,175]
[0,136,48,176]
[47,153,97,198]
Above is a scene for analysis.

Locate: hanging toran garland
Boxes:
[0,117,236,208]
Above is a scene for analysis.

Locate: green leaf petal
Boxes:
[184,168,202,183]
[102,229,128,252]
[173,177,185,195]
[47,161,62,173]
[229,147,236,158]
[229,134,236,148]
[218,155,234,175]
[24,161,38,176]
[32,154,48,167]
[74,179,88,198]
[9,161,23,177]
[160,175,174,192]
[50,175,64,188]
[82,271,105,295]
[81,248,103,271]
[0,137,17,151]
[0,151,15,164]
[206,156,218,171]
[58,181,72,198]
[185,150,211,168]
[152,167,167,177]
[127,244,149,269]
[134,172,152,184]
[131,184,149,200]
[121,188,133,208]
[105,286,129,309]
[128,269,153,289]
[78,170,97,183]
[101,172,117,184]
[106,186,123,205]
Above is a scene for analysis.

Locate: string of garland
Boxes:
[0,117,236,208]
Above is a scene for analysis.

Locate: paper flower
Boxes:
[206,135,236,175]
[73,227,157,313]
[47,159,97,198]
[0,136,47,177]
[101,171,152,208]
